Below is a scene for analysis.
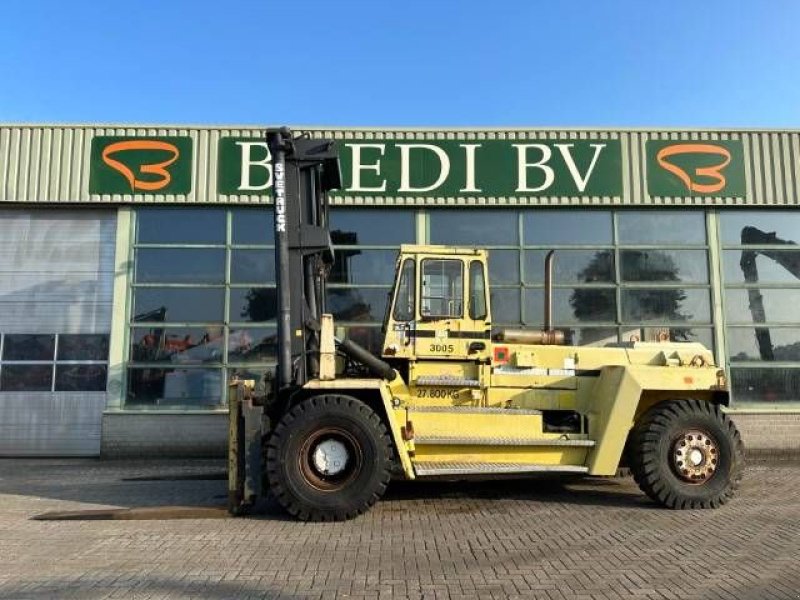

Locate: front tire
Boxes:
[629,399,744,509]
[265,394,392,521]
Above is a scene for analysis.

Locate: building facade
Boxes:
[1,124,799,456]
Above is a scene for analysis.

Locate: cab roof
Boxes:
[399,244,487,257]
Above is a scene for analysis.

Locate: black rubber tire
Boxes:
[629,399,745,509]
[265,394,392,521]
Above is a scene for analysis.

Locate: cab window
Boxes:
[392,259,416,322]
[469,260,487,320]
[421,259,463,318]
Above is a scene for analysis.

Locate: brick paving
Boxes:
[0,459,798,600]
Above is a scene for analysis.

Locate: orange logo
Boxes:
[656,143,731,194]
[101,140,180,192]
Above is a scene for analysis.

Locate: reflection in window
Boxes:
[724,289,800,324]
[0,365,53,391]
[621,289,710,323]
[421,259,463,318]
[723,250,800,284]
[392,260,415,322]
[330,249,398,285]
[227,328,277,363]
[136,249,225,284]
[137,208,226,244]
[134,288,225,323]
[487,250,520,285]
[523,211,612,245]
[130,327,223,364]
[618,211,705,245]
[525,250,614,284]
[430,210,517,245]
[490,289,521,325]
[330,210,414,246]
[562,328,619,347]
[57,335,109,361]
[469,261,487,320]
[231,249,275,284]
[728,327,800,362]
[328,288,390,322]
[228,287,275,322]
[126,368,223,408]
[720,212,800,246]
[2,335,55,361]
[526,289,616,324]
[232,209,274,245]
[620,250,708,283]
[731,368,800,403]
[55,365,107,392]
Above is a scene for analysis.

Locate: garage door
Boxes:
[0,209,115,456]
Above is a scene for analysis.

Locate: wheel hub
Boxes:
[312,439,350,476]
[672,430,718,483]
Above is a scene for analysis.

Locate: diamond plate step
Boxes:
[408,406,542,415]
[414,462,590,476]
[413,436,595,447]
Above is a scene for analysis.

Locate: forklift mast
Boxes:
[267,128,342,393]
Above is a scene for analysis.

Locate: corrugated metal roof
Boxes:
[1,124,799,207]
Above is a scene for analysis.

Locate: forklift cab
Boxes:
[382,245,492,361]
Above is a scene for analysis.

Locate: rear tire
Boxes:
[629,399,744,509]
[265,394,392,521]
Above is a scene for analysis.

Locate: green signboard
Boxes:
[89,136,193,195]
[217,137,624,197]
[646,140,745,198]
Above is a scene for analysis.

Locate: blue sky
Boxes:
[1,1,798,127]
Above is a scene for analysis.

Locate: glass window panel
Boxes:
[231,249,275,284]
[2,334,55,361]
[622,288,710,323]
[330,210,414,246]
[469,261,487,320]
[0,364,52,391]
[430,210,518,245]
[617,211,706,245]
[523,210,612,245]
[490,289,521,325]
[336,325,385,356]
[330,249,398,285]
[421,259,464,318]
[620,326,714,349]
[229,287,277,322]
[130,327,224,364]
[393,259,416,322]
[137,209,226,244]
[722,250,800,284]
[232,209,274,245]
[724,289,800,324]
[126,368,223,408]
[525,288,616,324]
[136,248,226,284]
[560,327,619,347]
[133,288,224,323]
[524,249,614,284]
[728,327,800,362]
[328,288,390,323]
[57,334,109,361]
[55,365,107,392]
[731,367,800,403]
[720,211,800,246]
[487,250,520,285]
[620,249,708,283]
[227,327,278,364]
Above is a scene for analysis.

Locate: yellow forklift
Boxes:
[228,128,744,521]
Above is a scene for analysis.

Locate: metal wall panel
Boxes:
[0,209,115,333]
[0,393,105,456]
[0,208,115,456]
[2,124,799,207]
